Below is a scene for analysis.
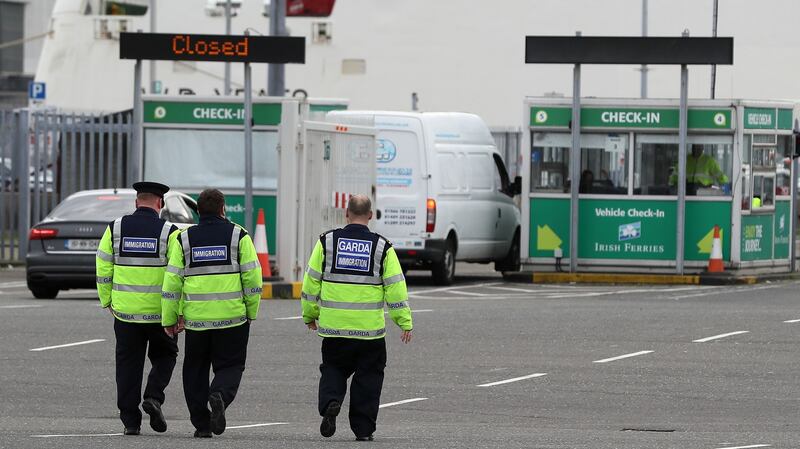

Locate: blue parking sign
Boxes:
[28,82,46,100]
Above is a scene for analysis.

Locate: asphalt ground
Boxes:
[1,264,799,449]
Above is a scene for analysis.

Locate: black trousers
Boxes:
[183,322,250,431]
[318,337,387,438]
[113,319,178,429]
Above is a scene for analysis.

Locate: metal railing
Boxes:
[0,108,133,262]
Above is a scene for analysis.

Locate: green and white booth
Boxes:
[522,98,797,273]
[139,95,347,254]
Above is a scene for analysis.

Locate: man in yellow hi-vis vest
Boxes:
[161,189,262,438]
[302,194,413,442]
[669,144,729,193]
[96,181,179,436]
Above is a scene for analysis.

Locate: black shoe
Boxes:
[356,435,374,442]
[320,400,340,438]
[142,398,167,433]
[194,429,213,438]
[209,392,226,435]
[123,427,140,436]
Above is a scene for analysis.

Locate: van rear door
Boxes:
[374,118,427,250]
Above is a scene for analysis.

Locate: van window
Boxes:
[467,153,493,191]
[437,152,460,191]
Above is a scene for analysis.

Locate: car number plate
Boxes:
[66,239,99,251]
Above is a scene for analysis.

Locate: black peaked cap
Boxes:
[132,181,170,198]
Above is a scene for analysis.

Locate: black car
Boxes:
[26,189,198,299]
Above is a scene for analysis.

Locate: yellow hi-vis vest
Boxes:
[669,154,730,187]
[301,224,412,340]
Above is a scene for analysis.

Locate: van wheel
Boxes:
[432,240,456,286]
[496,231,520,273]
[30,286,58,299]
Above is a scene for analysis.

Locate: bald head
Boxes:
[346,194,372,224]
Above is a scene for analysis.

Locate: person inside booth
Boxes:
[669,145,730,195]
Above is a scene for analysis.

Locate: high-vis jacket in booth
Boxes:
[301,225,413,338]
[161,216,262,330]
[96,208,179,322]
[669,154,730,187]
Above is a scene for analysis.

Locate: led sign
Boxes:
[120,32,305,63]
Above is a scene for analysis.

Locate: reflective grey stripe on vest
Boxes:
[322,272,383,285]
[96,250,113,262]
[96,276,112,284]
[185,291,243,301]
[183,227,241,276]
[113,283,162,294]
[111,308,162,323]
[318,327,386,338]
[306,266,322,281]
[185,316,247,329]
[240,260,260,273]
[383,273,405,286]
[387,300,409,310]
[301,292,319,303]
[324,233,334,272]
[320,300,384,310]
[114,257,168,267]
[372,238,387,278]
[112,218,122,260]
[157,221,172,260]
[166,265,184,277]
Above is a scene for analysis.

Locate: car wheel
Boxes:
[496,231,521,273]
[432,239,456,286]
[30,286,58,299]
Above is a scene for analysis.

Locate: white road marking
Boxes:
[227,422,288,429]
[412,309,434,313]
[30,339,105,352]
[31,433,123,438]
[274,316,303,320]
[673,284,780,300]
[379,397,428,408]
[784,319,800,323]
[0,304,43,309]
[440,289,490,297]
[693,331,749,343]
[0,281,27,288]
[477,373,547,387]
[409,282,500,296]
[485,286,538,293]
[593,350,654,364]
[714,444,771,449]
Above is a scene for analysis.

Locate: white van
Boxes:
[328,111,521,285]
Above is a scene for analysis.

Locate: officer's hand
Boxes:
[164,326,176,337]
[306,321,318,331]
[401,330,413,344]
[176,316,185,334]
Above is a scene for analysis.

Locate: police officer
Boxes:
[161,188,262,438]
[301,194,413,442]
[95,181,179,436]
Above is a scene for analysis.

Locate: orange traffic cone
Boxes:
[707,225,724,273]
[254,208,272,278]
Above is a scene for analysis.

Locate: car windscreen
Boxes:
[47,193,136,221]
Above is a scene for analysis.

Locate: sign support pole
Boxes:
[791,154,798,271]
[131,58,143,183]
[244,57,254,233]
[676,64,689,274]
[570,62,581,272]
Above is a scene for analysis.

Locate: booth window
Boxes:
[776,135,792,197]
[743,133,779,212]
[143,129,279,190]
[579,134,628,194]
[530,132,570,193]
[634,135,733,196]
[530,132,628,194]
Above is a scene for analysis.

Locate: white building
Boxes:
[32,0,800,127]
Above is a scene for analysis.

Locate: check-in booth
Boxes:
[521,98,797,273]
[138,95,347,255]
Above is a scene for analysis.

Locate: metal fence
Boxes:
[0,108,133,262]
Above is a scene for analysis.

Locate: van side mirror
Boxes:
[510,176,522,196]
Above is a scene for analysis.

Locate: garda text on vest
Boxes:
[335,238,373,272]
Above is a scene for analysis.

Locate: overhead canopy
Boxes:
[525,36,734,65]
